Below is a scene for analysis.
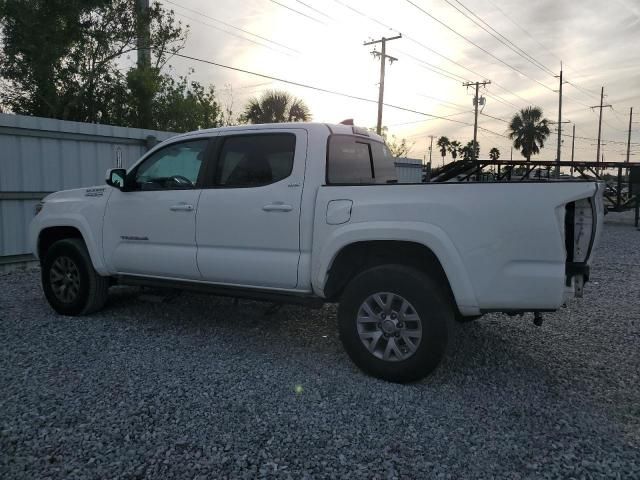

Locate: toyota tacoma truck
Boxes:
[30,123,604,382]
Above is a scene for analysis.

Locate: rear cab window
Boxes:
[327,134,397,184]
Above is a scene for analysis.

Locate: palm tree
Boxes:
[449,140,462,161]
[461,140,480,161]
[489,147,500,161]
[436,136,450,166]
[508,106,550,161]
[241,90,311,124]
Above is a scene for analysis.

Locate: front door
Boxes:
[196,130,306,289]
[103,138,211,279]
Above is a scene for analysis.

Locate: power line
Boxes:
[480,111,640,146]
[167,51,483,126]
[566,81,601,100]
[330,0,538,110]
[484,92,520,109]
[403,0,597,111]
[397,49,468,83]
[162,0,300,54]
[415,94,470,111]
[480,112,509,123]
[485,0,560,62]
[268,0,326,24]
[294,0,334,20]
[483,0,598,97]
[443,0,555,77]
[170,10,295,57]
[388,110,473,128]
[167,0,526,129]
[403,0,555,93]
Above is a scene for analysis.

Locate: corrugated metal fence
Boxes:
[0,113,176,266]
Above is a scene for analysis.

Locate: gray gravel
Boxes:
[1,212,639,479]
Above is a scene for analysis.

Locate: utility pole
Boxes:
[570,124,576,176]
[136,0,151,69]
[591,86,612,165]
[428,135,434,163]
[619,107,635,208]
[364,35,402,135]
[462,80,491,161]
[626,107,633,164]
[424,135,434,182]
[136,0,151,128]
[554,64,568,177]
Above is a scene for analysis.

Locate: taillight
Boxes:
[572,198,594,263]
[565,188,601,296]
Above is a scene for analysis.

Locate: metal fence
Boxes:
[0,113,176,266]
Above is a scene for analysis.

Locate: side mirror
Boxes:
[106,168,127,190]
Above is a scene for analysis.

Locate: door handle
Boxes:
[262,203,293,212]
[170,203,194,212]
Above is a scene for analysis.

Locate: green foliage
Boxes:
[448,140,462,161]
[508,106,551,161]
[461,140,480,161]
[436,136,450,160]
[489,147,500,161]
[0,0,222,131]
[240,90,310,124]
[152,71,221,131]
[374,126,414,158]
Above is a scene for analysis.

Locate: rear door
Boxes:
[196,129,307,289]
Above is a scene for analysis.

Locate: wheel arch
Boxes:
[36,222,107,275]
[316,227,480,316]
[38,226,83,260]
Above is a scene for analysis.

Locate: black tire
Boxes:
[41,238,109,316]
[338,264,455,383]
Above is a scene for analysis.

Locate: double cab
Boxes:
[30,123,604,382]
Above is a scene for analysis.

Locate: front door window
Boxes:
[134,140,208,190]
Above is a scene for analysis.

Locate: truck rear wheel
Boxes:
[338,264,454,383]
[41,238,109,316]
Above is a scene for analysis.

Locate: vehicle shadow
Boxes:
[103,286,548,385]
[85,286,639,456]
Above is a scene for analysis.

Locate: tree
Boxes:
[448,140,462,161]
[386,135,411,158]
[461,140,480,161]
[240,90,310,124]
[489,147,500,161]
[373,126,414,158]
[436,136,450,166]
[152,71,221,132]
[0,1,184,123]
[508,106,550,161]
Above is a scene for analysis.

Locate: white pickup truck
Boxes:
[30,123,604,382]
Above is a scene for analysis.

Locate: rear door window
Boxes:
[215,134,296,187]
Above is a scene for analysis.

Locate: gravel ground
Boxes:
[1,212,639,479]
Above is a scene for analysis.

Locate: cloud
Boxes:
[169,0,639,161]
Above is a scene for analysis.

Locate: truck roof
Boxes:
[173,122,385,143]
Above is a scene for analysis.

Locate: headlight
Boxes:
[34,201,45,215]
[573,198,594,263]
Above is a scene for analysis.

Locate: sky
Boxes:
[156,0,640,164]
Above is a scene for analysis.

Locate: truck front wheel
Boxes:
[41,238,109,316]
[338,264,455,383]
